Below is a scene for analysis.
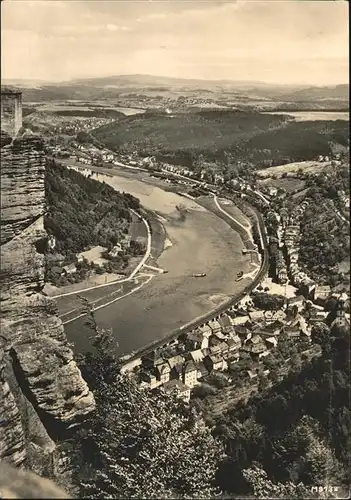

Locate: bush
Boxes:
[192,383,217,399]
[206,372,230,389]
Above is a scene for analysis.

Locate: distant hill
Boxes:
[1,78,50,88]
[278,84,349,102]
[0,74,325,103]
[3,74,347,111]
[91,109,349,167]
[245,119,349,161]
[68,74,303,92]
[91,109,288,164]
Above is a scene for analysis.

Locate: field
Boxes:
[196,196,255,251]
[214,198,251,229]
[258,176,306,193]
[256,160,332,178]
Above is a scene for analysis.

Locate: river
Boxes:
[113,107,146,116]
[263,111,349,121]
[64,170,253,357]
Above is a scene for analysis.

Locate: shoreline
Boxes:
[55,210,166,323]
[62,164,258,357]
[46,211,153,299]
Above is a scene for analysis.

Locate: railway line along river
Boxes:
[63,167,255,357]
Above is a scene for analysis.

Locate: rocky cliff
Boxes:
[0,460,71,498]
[0,131,95,471]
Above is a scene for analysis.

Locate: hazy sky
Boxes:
[1,0,349,85]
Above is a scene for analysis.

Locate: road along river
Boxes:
[63,167,255,357]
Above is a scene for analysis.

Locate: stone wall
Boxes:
[0,91,23,138]
[0,131,95,470]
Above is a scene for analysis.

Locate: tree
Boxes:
[70,303,223,499]
[76,378,223,499]
[75,297,120,392]
[303,434,346,486]
[290,353,302,373]
[311,323,332,354]
[252,293,285,311]
[242,465,310,499]
[258,374,270,391]
[269,370,282,385]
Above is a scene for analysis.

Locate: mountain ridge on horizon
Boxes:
[1,74,348,106]
[2,74,349,89]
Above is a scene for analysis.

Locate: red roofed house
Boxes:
[186,330,209,351]
[312,285,332,306]
[209,319,223,335]
[190,349,205,364]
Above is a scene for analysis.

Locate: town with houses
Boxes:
[44,117,116,137]
[131,282,349,403]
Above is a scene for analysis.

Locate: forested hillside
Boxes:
[245,120,349,163]
[44,160,140,255]
[91,110,288,166]
[91,110,349,168]
[298,163,350,287]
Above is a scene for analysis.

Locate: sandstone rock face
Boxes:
[0,343,26,466]
[0,460,71,499]
[0,133,95,467]
[1,136,46,245]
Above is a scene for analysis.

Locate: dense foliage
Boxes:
[246,120,349,162]
[44,160,140,255]
[68,308,224,499]
[92,110,349,169]
[213,320,350,497]
[299,164,350,286]
[92,110,288,166]
[252,292,286,311]
[53,108,124,119]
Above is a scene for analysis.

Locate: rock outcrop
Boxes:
[0,460,71,498]
[0,132,95,469]
[0,341,26,465]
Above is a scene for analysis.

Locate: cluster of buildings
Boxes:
[66,143,159,170]
[316,154,345,163]
[53,141,348,405]
[279,201,332,299]
[265,189,349,315]
[51,117,113,136]
[133,287,330,402]
[266,197,316,290]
